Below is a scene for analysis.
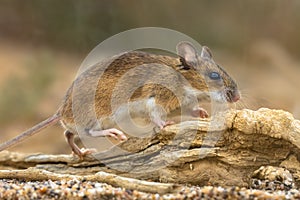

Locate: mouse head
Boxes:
[176,41,240,103]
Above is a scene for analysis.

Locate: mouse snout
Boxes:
[231,91,240,102]
[226,89,240,103]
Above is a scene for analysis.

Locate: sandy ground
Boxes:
[0,39,299,154]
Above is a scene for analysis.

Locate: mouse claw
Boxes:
[153,120,175,133]
[89,128,127,141]
[72,148,97,160]
[162,120,175,128]
[191,107,209,118]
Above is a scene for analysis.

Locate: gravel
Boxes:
[1,179,300,200]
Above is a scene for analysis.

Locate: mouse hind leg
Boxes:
[64,130,96,159]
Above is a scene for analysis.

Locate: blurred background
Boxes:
[0,0,299,154]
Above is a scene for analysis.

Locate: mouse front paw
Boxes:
[152,119,175,133]
[191,107,209,118]
[157,120,175,129]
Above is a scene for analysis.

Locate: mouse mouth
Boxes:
[225,89,240,103]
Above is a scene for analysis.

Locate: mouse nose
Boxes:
[232,91,240,102]
[226,89,240,103]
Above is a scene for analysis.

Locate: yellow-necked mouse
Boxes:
[0,41,240,158]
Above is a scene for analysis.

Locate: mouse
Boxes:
[0,41,240,159]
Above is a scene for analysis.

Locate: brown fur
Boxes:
[59,51,215,125]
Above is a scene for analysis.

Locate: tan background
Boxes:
[0,1,299,154]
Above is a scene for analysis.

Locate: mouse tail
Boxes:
[0,113,61,151]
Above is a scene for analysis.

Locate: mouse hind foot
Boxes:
[88,128,127,141]
[64,130,96,159]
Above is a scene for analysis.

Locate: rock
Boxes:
[1,108,300,189]
[251,166,295,190]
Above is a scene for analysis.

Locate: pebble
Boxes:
[1,179,300,199]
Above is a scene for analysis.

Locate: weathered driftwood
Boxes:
[0,168,181,194]
[0,108,300,190]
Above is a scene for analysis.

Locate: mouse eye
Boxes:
[209,72,221,80]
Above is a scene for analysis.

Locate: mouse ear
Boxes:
[200,46,213,60]
[176,41,198,67]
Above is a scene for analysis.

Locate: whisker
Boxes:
[233,89,265,110]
